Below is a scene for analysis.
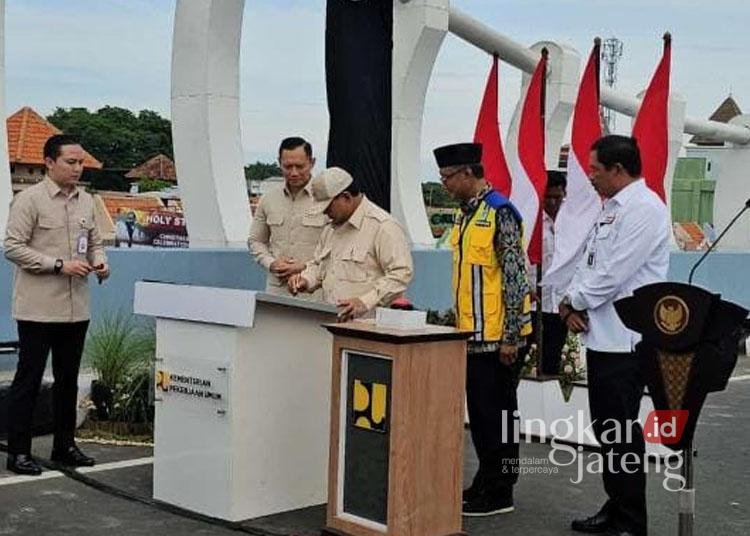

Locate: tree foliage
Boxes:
[422,182,458,208]
[244,161,282,182]
[82,168,129,192]
[47,106,173,170]
[136,178,172,193]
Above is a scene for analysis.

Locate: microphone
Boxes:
[688,198,750,285]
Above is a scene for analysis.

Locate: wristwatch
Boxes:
[53,258,63,274]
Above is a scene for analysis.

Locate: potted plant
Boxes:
[522,332,586,401]
[83,312,155,437]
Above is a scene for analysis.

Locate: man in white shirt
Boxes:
[537,170,569,375]
[560,135,670,536]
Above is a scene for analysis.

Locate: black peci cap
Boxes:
[433,143,482,168]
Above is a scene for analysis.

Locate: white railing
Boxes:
[448,6,750,145]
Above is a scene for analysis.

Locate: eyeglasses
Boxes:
[439,167,465,183]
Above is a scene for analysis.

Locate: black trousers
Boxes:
[6,321,89,455]
[539,312,569,375]
[587,350,647,535]
[465,350,522,493]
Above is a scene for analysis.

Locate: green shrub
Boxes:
[84,312,155,423]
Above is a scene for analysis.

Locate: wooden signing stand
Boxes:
[322,321,471,536]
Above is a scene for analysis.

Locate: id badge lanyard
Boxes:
[76,217,89,258]
[588,214,615,267]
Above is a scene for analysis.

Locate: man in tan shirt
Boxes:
[3,134,109,475]
[248,137,328,297]
[288,167,413,321]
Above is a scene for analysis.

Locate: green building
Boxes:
[671,157,715,225]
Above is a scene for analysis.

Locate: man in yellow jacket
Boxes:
[435,142,531,517]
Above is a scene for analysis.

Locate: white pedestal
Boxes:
[134,282,338,521]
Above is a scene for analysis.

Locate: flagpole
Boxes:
[535,48,548,372]
[652,28,694,536]
[638,30,688,536]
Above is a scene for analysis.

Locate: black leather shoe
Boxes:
[6,454,43,476]
[571,509,611,533]
[463,473,486,503]
[50,445,95,467]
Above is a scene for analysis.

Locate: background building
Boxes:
[6,106,102,192]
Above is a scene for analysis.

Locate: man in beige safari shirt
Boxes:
[288,167,413,321]
[3,134,109,476]
[248,137,328,298]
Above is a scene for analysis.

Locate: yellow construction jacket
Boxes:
[451,190,532,343]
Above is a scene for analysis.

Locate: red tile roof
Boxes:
[125,153,176,182]
[7,106,103,168]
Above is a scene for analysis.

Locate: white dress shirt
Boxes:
[565,179,670,352]
[527,212,556,313]
[541,211,556,313]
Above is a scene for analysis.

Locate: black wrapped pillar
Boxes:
[325,0,393,211]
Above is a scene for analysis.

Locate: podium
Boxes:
[133,282,337,521]
[615,282,748,450]
[615,282,748,535]
[321,321,470,536]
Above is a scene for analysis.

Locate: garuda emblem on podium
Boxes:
[654,296,690,335]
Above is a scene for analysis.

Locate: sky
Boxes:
[5,0,749,177]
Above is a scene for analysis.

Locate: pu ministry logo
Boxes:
[352,379,388,433]
[654,296,689,335]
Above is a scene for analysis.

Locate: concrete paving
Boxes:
[1,361,749,535]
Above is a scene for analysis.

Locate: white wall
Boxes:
[709,115,750,250]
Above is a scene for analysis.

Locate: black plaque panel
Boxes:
[342,351,392,525]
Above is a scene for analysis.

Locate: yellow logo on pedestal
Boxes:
[654,296,690,335]
[155,370,171,391]
[352,379,388,433]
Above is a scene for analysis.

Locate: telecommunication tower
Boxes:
[601,37,623,132]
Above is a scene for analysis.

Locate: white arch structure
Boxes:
[171,0,249,248]
[0,0,747,246]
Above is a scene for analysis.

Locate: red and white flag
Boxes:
[474,56,512,197]
[632,34,672,201]
[542,41,603,294]
[509,52,548,265]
